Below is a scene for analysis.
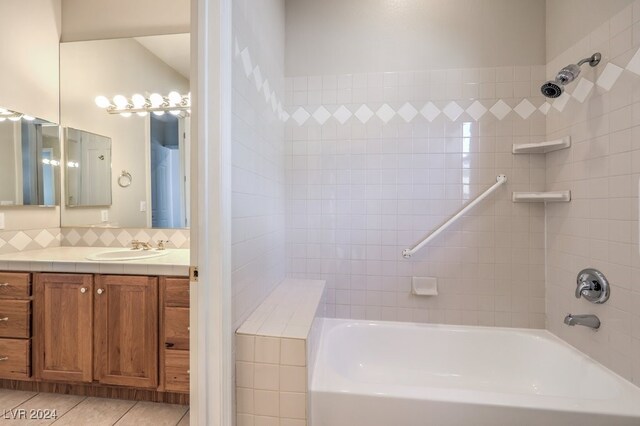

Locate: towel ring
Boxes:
[118,170,132,188]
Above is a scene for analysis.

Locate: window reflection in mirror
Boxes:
[65,128,112,207]
[0,116,60,207]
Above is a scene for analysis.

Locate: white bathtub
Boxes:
[310,319,640,426]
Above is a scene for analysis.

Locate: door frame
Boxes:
[190,0,233,425]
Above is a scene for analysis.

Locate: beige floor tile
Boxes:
[4,392,86,425]
[177,410,189,426]
[0,388,37,410]
[51,397,136,425]
[114,401,188,426]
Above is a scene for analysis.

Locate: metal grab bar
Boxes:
[402,175,507,259]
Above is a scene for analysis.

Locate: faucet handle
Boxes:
[157,240,170,250]
[575,268,610,304]
[131,239,142,250]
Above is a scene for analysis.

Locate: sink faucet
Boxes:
[564,314,600,330]
[140,241,153,250]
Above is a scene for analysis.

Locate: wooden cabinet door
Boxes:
[94,275,158,388]
[34,273,93,383]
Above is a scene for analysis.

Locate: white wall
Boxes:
[60,38,189,228]
[285,0,546,76]
[61,0,190,41]
[0,0,61,231]
[546,0,634,61]
[545,1,640,386]
[232,0,287,328]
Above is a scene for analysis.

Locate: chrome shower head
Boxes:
[541,52,601,98]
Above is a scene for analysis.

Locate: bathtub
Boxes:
[310,319,640,426]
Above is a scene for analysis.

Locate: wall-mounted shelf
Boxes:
[512,191,571,203]
[512,136,571,154]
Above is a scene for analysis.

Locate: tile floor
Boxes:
[0,389,189,425]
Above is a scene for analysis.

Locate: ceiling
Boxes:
[135,33,190,79]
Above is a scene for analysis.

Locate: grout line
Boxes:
[46,393,88,425]
[112,400,139,425]
[176,409,189,425]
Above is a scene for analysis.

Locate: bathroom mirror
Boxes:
[65,128,112,207]
[59,34,190,228]
[0,113,60,207]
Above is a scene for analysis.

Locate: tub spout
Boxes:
[564,314,600,330]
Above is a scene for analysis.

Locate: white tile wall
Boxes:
[232,0,287,329]
[285,65,549,328]
[545,1,640,387]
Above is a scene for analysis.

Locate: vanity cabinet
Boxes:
[0,272,32,380]
[160,277,190,393]
[34,274,159,388]
[94,275,158,388]
[33,273,93,383]
[0,271,189,402]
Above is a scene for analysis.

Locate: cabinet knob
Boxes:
[80,287,87,294]
[0,317,8,322]
[97,288,104,295]
[0,283,9,287]
[0,356,8,361]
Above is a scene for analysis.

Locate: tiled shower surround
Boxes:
[545,3,640,385]
[284,67,549,328]
[231,0,287,329]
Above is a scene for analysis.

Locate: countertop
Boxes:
[0,246,190,276]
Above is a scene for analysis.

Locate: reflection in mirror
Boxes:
[0,113,60,206]
[60,34,190,229]
[65,128,112,207]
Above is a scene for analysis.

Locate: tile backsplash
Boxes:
[60,227,190,249]
[0,228,61,255]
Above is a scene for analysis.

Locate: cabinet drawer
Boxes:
[0,273,31,299]
[164,307,189,351]
[164,350,189,393]
[164,278,189,308]
[0,300,30,338]
[0,338,30,379]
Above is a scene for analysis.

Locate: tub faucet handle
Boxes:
[575,268,610,304]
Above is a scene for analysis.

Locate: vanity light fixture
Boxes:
[42,159,60,166]
[0,107,34,122]
[95,92,191,117]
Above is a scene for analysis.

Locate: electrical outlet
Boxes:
[101,210,109,222]
[0,213,5,230]
[140,201,147,212]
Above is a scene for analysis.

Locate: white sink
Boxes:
[86,249,169,261]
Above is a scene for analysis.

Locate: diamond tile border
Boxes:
[0,228,62,255]
[61,228,190,249]
[270,44,640,126]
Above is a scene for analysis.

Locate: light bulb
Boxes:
[149,93,164,107]
[168,91,182,105]
[113,95,129,109]
[95,96,111,109]
[131,94,146,108]
[136,111,148,117]
[0,117,6,122]
[0,108,7,114]
[120,112,132,118]
[23,115,35,121]
[169,110,181,116]
[153,110,165,116]
[8,115,21,121]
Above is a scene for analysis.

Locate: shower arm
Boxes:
[577,53,602,68]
